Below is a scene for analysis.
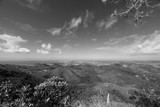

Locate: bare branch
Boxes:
[102,0,160,26]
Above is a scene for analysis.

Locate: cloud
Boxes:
[37,49,49,54]
[62,32,77,39]
[48,17,82,38]
[16,0,43,11]
[101,0,107,3]
[130,31,160,54]
[105,17,117,29]
[97,16,118,30]
[62,17,82,38]
[92,38,97,41]
[83,10,94,28]
[68,17,82,29]
[41,43,52,50]
[18,23,36,32]
[3,18,36,32]
[63,44,72,49]
[0,34,30,53]
[37,43,52,54]
[0,26,17,35]
[96,30,160,55]
[103,34,141,47]
[102,0,119,4]
[47,28,62,36]
[54,48,62,55]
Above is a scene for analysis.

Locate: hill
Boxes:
[0,64,44,87]
[0,62,160,106]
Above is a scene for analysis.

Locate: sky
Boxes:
[0,0,160,61]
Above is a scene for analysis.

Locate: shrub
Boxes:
[0,81,13,104]
[0,76,71,107]
[33,76,70,107]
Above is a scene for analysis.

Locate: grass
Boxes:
[73,100,135,107]
[72,94,135,107]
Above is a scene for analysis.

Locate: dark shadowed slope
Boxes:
[0,64,44,87]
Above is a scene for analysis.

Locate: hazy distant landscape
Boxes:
[0,61,160,107]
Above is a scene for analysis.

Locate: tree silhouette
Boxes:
[102,0,160,26]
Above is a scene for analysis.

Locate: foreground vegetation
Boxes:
[0,77,71,107]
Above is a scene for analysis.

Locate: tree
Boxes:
[102,0,160,26]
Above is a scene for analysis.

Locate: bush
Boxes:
[33,76,70,107]
[0,81,13,104]
[0,76,71,107]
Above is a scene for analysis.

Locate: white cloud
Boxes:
[0,34,30,53]
[48,17,82,39]
[96,30,160,55]
[97,16,118,30]
[41,43,52,50]
[105,17,117,29]
[47,28,62,36]
[68,17,82,30]
[37,49,49,54]
[37,43,52,54]
[102,0,107,3]
[130,31,160,54]
[62,17,82,38]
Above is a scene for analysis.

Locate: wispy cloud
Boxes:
[48,17,82,38]
[16,0,43,11]
[0,26,17,35]
[3,18,36,32]
[68,17,82,30]
[130,31,160,55]
[54,48,62,55]
[47,28,62,36]
[83,10,94,28]
[96,30,160,55]
[63,44,72,49]
[0,34,30,53]
[63,16,82,38]
[18,23,36,32]
[92,38,97,41]
[101,0,107,3]
[97,16,118,30]
[105,17,117,29]
[103,34,140,47]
